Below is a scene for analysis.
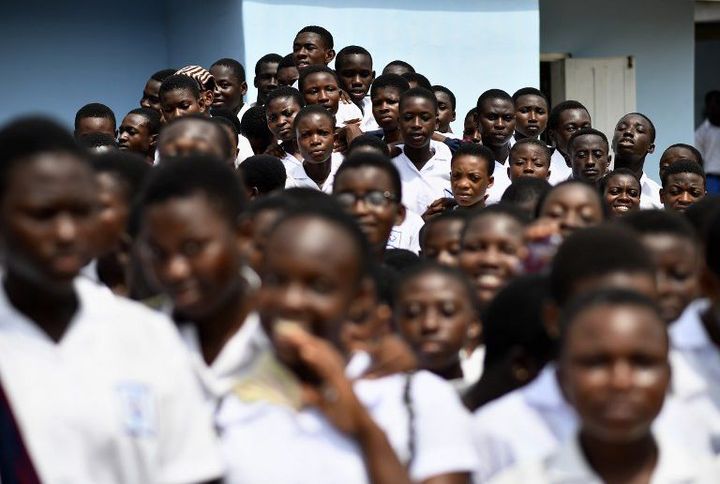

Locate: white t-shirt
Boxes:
[336,101,364,128]
[387,209,424,254]
[359,97,380,132]
[640,172,663,209]
[0,277,223,484]
[489,431,720,484]
[288,152,344,193]
[217,365,478,483]
[391,142,452,216]
[695,119,720,175]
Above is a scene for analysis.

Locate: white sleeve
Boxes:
[408,372,480,481]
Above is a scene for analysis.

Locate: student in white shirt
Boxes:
[210,58,248,122]
[289,105,342,193]
[476,89,515,204]
[0,118,223,483]
[611,112,663,208]
[299,65,363,128]
[335,45,380,132]
[511,87,548,145]
[432,85,458,138]
[209,109,255,166]
[135,156,266,403]
[391,87,452,216]
[491,289,719,484]
[546,101,592,186]
[418,210,467,268]
[599,168,643,218]
[117,107,161,164]
[263,86,306,185]
[218,206,477,483]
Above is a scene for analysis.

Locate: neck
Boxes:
[614,155,645,179]
[404,144,433,170]
[579,430,658,483]
[190,284,251,365]
[383,127,402,144]
[303,158,332,187]
[281,139,301,158]
[486,142,511,164]
[430,360,463,380]
[513,132,532,142]
[3,272,78,343]
[231,103,243,116]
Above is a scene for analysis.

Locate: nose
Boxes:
[679,191,694,203]
[55,213,78,244]
[609,360,634,391]
[352,75,363,87]
[276,282,308,320]
[477,245,502,268]
[317,89,329,102]
[118,131,130,142]
[494,117,506,129]
[420,309,440,334]
[523,161,535,173]
[616,190,631,202]
[310,133,322,146]
[164,254,192,283]
[528,111,537,122]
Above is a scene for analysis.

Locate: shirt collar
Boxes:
[669,299,712,350]
[522,364,565,409]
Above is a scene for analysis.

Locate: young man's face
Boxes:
[296,113,335,164]
[254,61,280,104]
[478,98,516,148]
[659,146,700,179]
[210,64,248,113]
[463,112,482,144]
[160,88,209,122]
[399,96,436,149]
[603,174,641,217]
[558,303,669,444]
[508,144,551,181]
[612,114,655,163]
[141,78,162,113]
[660,172,706,212]
[434,91,456,133]
[277,66,300,87]
[266,96,302,142]
[302,72,341,115]
[550,108,591,156]
[117,113,155,157]
[337,54,375,105]
[451,154,492,207]
[420,218,464,267]
[75,117,116,139]
[569,134,610,183]
[514,94,548,139]
[540,184,603,239]
[0,153,97,287]
[333,167,404,256]
[94,172,130,258]
[293,32,334,70]
[372,86,402,132]
[140,192,244,321]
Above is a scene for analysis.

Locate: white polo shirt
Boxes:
[387,209,424,254]
[391,141,452,216]
[217,365,478,483]
[359,97,380,132]
[0,277,223,484]
[489,432,720,484]
[640,172,663,209]
[288,152,344,193]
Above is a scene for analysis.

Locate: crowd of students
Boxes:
[2,23,720,483]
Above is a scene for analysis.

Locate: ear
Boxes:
[253,76,260,89]
[546,169,551,180]
[200,90,214,111]
[507,167,512,180]
[509,347,538,385]
[240,81,248,96]
[556,362,572,404]
[149,132,159,150]
[607,154,612,167]
[488,175,495,189]
[325,49,336,65]
[370,70,376,84]
[249,186,259,200]
[394,203,407,227]
[659,188,666,203]
[451,110,457,123]
[648,143,656,155]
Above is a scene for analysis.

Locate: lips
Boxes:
[583,169,599,178]
[613,204,632,212]
[419,339,447,354]
[296,61,310,68]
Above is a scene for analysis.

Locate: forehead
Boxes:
[161,88,198,103]
[515,94,547,108]
[257,61,279,74]
[210,64,237,80]
[339,53,372,70]
[297,112,333,129]
[547,183,599,205]
[558,108,590,125]
[666,172,705,185]
[144,192,225,228]
[78,116,113,129]
[452,154,489,171]
[294,32,327,48]
[571,134,608,150]
[4,153,94,200]
[434,91,453,103]
[513,143,548,157]
[400,95,435,112]
[617,114,650,129]
[566,304,666,349]
[121,113,148,128]
[145,78,162,93]
[662,146,696,162]
[607,174,640,188]
[464,214,523,240]
[335,166,395,192]
[373,86,401,99]
[640,232,696,257]
[163,121,221,143]
[479,97,514,114]
[267,96,301,112]
[304,72,338,86]
[426,218,464,238]
[400,270,466,296]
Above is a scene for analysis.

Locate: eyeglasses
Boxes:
[335,190,398,208]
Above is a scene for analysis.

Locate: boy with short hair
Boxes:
[546,100,590,184]
[567,127,611,184]
[298,65,362,127]
[476,89,515,204]
[432,85,457,136]
[74,102,117,139]
[276,53,299,87]
[370,74,411,144]
[253,53,283,105]
[612,111,663,208]
[238,154,287,198]
[512,87,548,142]
[507,138,551,182]
[117,107,160,163]
[659,142,703,179]
[140,68,176,113]
[336,45,378,131]
[660,159,707,212]
[210,57,249,121]
[292,25,335,71]
[382,60,415,76]
[159,74,212,122]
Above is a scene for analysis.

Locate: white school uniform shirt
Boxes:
[237,103,251,123]
[218,355,478,484]
[472,364,717,482]
[288,152,343,193]
[279,152,302,188]
[486,160,512,205]
[336,100,364,128]
[640,172,663,209]
[548,149,573,185]
[489,432,720,484]
[359,96,380,132]
[387,208,424,254]
[391,141,452,216]
[0,277,223,484]
[696,119,720,175]
[235,133,254,166]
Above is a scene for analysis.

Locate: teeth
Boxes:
[477,274,502,286]
[275,319,304,336]
[615,206,629,212]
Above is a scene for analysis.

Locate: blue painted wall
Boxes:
[540,0,695,183]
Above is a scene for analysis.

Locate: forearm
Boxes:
[354,409,412,484]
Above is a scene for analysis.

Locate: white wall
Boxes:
[540,0,695,183]
[242,0,540,133]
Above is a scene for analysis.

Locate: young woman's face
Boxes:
[559,303,670,444]
[603,174,641,218]
[421,219,464,267]
[266,96,302,142]
[451,155,492,208]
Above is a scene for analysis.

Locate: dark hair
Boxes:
[150,68,177,82]
[483,274,555,369]
[90,151,151,203]
[239,155,286,195]
[125,107,161,135]
[370,74,410,99]
[599,168,641,196]
[620,209,697,244]
[512,87,548,104]
[336,45,372,71]
[431,85,456,111]
[538,180,602,219]
[461,204,528,242]
[298,65,339,92]
[663,143,703,166]
[210,107,242,137]
[348,134,390,157]
[394,261,480,315]
[159,74,201,99]
[419,210,469,249]
[240,105,273,141]
[254,53,283,75]
[383,60,415,74]
[211,58,246,83]
[401,72,431,90]
[77,132,118,151]
[278,54,296,70]
[510,138,552,163]
[567,127,608,152]
[619,112,656,143]
[547,100,590,131]
[559,288,663,352]
[400,87,438,112]
[370,263,398,306]
[452,143,495,176]
[465,107,478,119]
[293,104,335,131]
[476,89,513,111]
[501,177,552,216]
[383,248,421,272]
[550,225,655,306]
[334,152,402,200]
[0,117,83,197]
[138,155,246,226]
[75,103,116,131]
[160,114,234,160]
[296,25,334,50]
[244,193,294,219]
[265,86,305,109]
[661,159,706,187]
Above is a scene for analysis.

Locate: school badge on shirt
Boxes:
[116,382,156,437]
